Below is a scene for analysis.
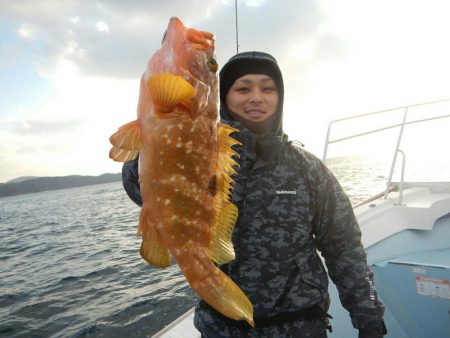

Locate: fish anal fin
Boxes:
[209,123,241,265]
[147,73,196,109]
[138,207,171,268]
[140,237,171,268]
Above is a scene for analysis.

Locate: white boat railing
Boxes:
[322,98,450,203]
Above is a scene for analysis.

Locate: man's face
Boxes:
[225,74,279,134]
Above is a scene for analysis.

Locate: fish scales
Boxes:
[109,17,254,326]
[141,117,215,247]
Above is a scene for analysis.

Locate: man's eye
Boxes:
[237,87,249,92]
[263,87,275,92]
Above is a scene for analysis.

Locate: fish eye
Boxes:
[207,57,218,73]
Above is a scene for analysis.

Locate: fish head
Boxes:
[146,17,219,119]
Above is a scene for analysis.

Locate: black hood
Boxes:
[219,51,285,137]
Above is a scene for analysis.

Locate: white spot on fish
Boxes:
[185,141,193,154]
[177,123,183,129]
[196,264,204,274]
[165,199,171,205]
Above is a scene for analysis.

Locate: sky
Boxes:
[1,0,450,183]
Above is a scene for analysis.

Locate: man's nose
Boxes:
[248,89,263,103]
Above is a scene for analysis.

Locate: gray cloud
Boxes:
[0,0,226,77]
[6,118,85,135]
[0,0,335,79]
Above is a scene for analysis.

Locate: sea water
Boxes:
[0,182,196,337]
[0,156,445,337]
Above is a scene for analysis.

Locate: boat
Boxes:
[324,98,450,338]
[152,99,450,338]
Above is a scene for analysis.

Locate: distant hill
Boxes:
[7,176,38,184]
[0,173,122,197]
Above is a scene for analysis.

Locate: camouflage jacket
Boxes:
[121,120,385,336]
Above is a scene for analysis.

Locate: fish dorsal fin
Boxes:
[138,207,172,268]
[210,123,242,265]
[147,73,196,109]
[109,120,142,162]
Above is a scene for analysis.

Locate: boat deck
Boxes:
[153,307,198,338]
[328,197,450,338]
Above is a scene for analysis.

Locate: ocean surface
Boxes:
[0,156,446,337]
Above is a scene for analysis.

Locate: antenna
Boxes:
[235,0,239,53]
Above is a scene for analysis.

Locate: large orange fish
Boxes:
[109,17,254,326]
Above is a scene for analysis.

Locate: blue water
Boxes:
[0,155,444,337]
[0,183,196,337]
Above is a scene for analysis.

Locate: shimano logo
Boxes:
[276,190,297,195]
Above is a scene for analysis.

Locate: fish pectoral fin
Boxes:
[209,123,242,265]
[109,146,139,162]
[138,208,171,268]
[147,74,196,109]
[109,120,142,162]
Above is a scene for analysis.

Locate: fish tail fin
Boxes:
[181,250,254,327]
[109,120,141,162]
